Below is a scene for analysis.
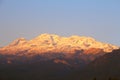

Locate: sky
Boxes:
[0,0,120,47]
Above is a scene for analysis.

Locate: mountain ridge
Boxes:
[0,33,118,65]
[1,33,118,54]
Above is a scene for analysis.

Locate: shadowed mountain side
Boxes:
[65,49,120,80]
[0,48,105,68]
[0,61,73,80]
[0,49,120,80]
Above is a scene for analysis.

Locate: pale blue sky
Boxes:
[0,0,120,47]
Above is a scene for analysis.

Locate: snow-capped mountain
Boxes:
[0,33,118,65]
[0,33,118,54]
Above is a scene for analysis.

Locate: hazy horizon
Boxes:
[0,0,120,47]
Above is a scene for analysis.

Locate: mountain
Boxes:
[0,33,118,55]
[0,33,118,66]
[1,33,118,54]
[65,49,120,80]
[0,33,119,80]
[88,49,120,79]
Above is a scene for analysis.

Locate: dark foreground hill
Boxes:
[0,60,73,80]
[66,49,120,80]
[0,49,120,80]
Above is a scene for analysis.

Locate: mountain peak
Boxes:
[9,38,27,46]
[36,33,59,38]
